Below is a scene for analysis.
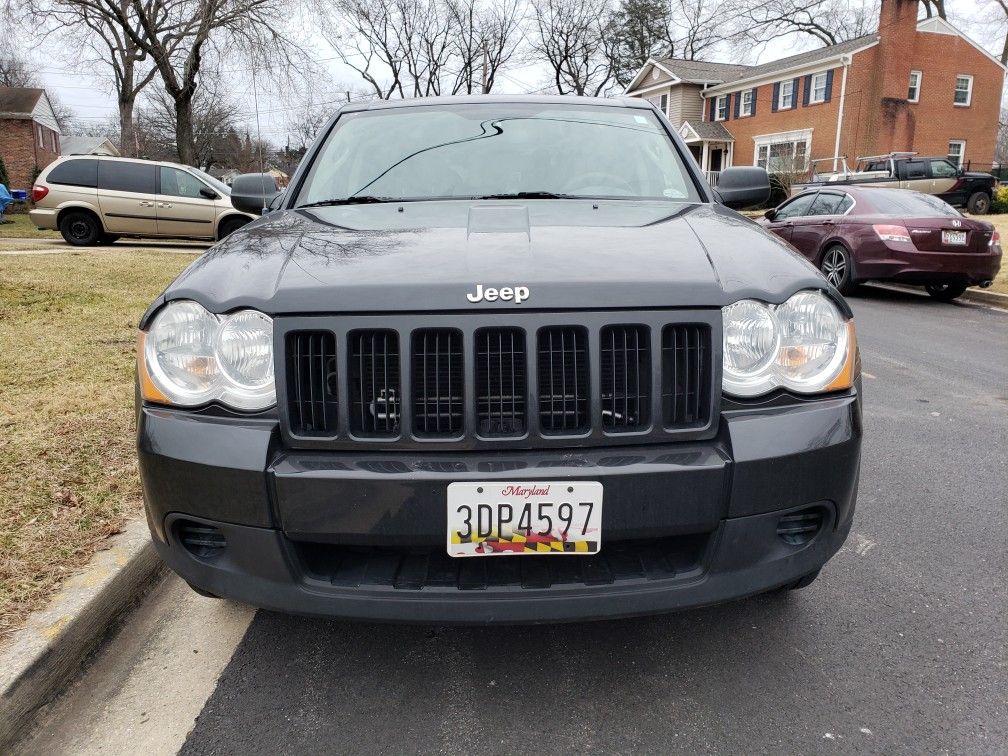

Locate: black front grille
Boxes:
[349,330,401,436]
[661,324,711,427]
[287,331,338,435]
[412,329,463,436]
[537,326,589,433]
[281,314,715,447]
[601,325,650,431]
[476,327,526,437]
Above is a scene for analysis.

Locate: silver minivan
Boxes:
[30,156,258,245]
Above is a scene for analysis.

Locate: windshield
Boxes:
[295,103,701,205]
[864,189,960,217]
[190,167,231,196]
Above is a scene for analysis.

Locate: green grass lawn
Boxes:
[0,250,197,637]
[977,213,1008,295]
[0,212,60,239]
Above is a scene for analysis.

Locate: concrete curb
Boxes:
[962,287,1008,308]
[0,518,164,750]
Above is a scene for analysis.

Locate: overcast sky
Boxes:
[38,0,1005,147]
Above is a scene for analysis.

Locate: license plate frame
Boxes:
[942,230,967,246]
[446,481,603,558]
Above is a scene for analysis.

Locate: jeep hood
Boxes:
[146,200,842,325]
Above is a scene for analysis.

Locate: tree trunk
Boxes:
[174,94,196,166]
[119,95,137,158]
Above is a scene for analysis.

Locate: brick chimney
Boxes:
[873,0,920,153]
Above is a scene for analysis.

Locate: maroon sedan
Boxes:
[761,186,1002,300]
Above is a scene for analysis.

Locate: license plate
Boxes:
[942,230,967,245]
[447,482,603,557]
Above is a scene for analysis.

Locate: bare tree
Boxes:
[531,0,615,96]
[0,55,38,87]
[671,0,728,60]
[921,0,946,18]
[740,0,878,47]
[138,82,243,169]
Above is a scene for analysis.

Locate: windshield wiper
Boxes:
[473,191,580,200]
[297,196,400,208]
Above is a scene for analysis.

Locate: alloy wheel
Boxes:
[821,247,846,288]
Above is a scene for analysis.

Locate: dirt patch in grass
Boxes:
[0,213,60,239]
[0,249,197,638]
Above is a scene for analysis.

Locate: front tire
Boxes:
[218,216,250,240]
[59,211,101,246]
[925,282,968,301]
[966,191,991,215]
[820,244,855,295]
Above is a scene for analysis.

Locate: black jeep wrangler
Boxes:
[137,96,862,623]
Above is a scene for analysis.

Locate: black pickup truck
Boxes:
[795,154,996,214]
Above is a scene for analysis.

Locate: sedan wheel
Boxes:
[925,282,968,301]
[820,245,854,294]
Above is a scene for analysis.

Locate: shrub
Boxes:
[0,156,9,188]
[990,185,1008,214]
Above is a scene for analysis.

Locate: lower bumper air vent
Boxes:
[776,507,826,546]
[176,520,226,558]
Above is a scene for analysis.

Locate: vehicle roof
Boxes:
[340,94,651,114]
[55,154,197,172]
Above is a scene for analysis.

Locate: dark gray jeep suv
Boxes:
[136,96,862,623]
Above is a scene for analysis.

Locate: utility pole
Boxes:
[481,42,489,94]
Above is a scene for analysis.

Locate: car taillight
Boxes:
[990,230,1001,248]
[31,185,49,203]
[872,224,911,244]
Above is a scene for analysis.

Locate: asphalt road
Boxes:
[21,287,1008,755]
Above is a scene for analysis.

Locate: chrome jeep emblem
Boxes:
[466,284,530,304]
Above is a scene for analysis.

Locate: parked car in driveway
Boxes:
[29,156,256,245]
[136,96,863,623]
[761,186,1002,300]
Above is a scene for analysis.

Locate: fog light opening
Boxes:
[176,520,227,559]
[776,507,826,546]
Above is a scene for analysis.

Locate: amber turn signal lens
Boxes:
[825,320,858,392]
[137,331,169,403]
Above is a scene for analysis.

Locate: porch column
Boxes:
[727,142,734,168]
[701,141,709,171]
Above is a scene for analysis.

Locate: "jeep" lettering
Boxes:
[466,284,530,304]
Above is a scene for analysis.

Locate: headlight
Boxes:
[722,290,856,397]
[138,300,275,410]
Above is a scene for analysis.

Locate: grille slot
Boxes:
[661,324,711,427]
[601,325,650,431]
[777,508,826,546]
[412,329,463,436]
[537,326,589,434]
[286,331,338,435]
[349,329,401,436]
[476,328,526,437]
[177,520,226,558]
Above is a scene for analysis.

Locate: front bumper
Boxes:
[139,393,862,623]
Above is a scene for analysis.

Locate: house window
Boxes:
[778,80,794,110]
[740,89,753,117]
[954,75,972,106]
[51,131,58,152]
[660,93,668,115]
[810,72,827,103]
[947,140,966,167]
[908,71,922,102]
[754,130,812,173]
[715,95,728,121]
[37,124,44,147]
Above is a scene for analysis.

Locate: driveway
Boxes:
[17,287,1008,755]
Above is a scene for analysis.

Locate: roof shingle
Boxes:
[0,87,44,118]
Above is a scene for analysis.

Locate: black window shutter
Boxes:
[803,75,811,106]
[825,69,834,101]
[792,77,800,109]
[725,94,731,120]
[772,82,780,112]
[751,87,758,115]
[734,92,741,118]
[708,97,715,121]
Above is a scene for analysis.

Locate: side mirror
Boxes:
[199,187,219,200]
[714,166,771,210]
[763,208,777,221]
[230,173,280,215]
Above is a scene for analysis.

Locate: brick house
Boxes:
[623,0,1006,185]
[0,87,62,191]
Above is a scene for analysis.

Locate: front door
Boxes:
[709,149,723,172]
[96,160,157,235]
[156,166,218,239]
